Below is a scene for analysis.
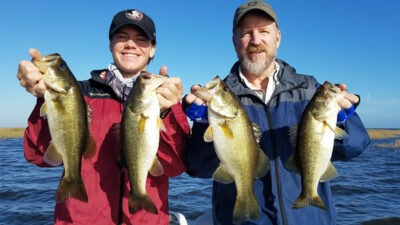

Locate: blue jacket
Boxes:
[186,59,371,225]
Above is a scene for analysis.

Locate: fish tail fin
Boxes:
[129,194,158,215]
[55,177,88,203]
[292,193,327,210]
[232,193,259,224]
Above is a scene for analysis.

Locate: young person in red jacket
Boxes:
[16,9,189,225]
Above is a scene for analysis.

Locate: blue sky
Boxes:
[1,0,399,128]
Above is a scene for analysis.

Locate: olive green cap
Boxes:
[233,0,278,30]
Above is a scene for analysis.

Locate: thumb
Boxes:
[29,48,42,59]
[159,66,168,75]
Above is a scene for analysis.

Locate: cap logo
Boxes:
[126,10,143,21]
[248,2,257,7]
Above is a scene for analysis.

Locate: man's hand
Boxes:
[336,84,359,110]
[156,66,183,111]
[17,48,46,97]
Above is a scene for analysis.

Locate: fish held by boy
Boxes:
[33,53,96,203]
[121,72,168,215]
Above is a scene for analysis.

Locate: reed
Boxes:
[367,129,400,140]
[376,139,400,149]
[0,127,26,138]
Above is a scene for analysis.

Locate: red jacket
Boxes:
[23,72,190,225]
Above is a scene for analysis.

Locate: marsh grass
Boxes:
[376,139,400,149]
[0,127,25,138]
[367,129,400,140]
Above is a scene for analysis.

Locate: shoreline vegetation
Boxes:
[1,127,400,140]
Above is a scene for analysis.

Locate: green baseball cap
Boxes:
[233,0,278,30]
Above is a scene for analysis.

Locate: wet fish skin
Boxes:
[121,72,168,215]
[194,76,270,225]
[32,53,95,203]
[286,81,348,210]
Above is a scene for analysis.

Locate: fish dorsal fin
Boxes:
[285,153,301,174]
[83,134,96,160]
[203,126,213,142]
[158,117,166,132]
[213,164,234,184]
[40,102,47,118]
[149,157,164,177]
[218,121,233,139]
[252,123,261,144]
[334,127,348,139]
[288,125,299,147]
[254,149,270,179]
[320,162,338,182]
[138,114,149,133]
[43,142,63,166]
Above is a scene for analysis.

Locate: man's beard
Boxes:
[238,45,276,75]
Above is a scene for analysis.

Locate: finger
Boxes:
[29,48,42,59]
[185,94,197,104]
[20,79,27,87]
[338,99,352,109]
[194,98,205,105]
[35,79,46,97]
[159,66,168,75]
[190,85,201,93]
[344,93,359,104]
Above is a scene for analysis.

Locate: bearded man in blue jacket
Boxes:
[183,0,371,224]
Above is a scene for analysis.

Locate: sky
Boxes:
[1,0,399,128]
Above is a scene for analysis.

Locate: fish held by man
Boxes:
[32,53,96,203]
[194,76,270,225]
[121,72,168,215]
[285,81,348,210]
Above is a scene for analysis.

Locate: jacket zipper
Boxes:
[264,83,306,225]
[264,106,287,225]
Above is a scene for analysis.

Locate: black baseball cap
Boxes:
[109,9,156,42]
[233,0,278,30]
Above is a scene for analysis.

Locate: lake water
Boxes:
[1,137,399,225]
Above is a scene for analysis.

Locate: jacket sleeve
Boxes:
[332,112,371,161]
[185,122,220,178]
[157,102,190,178]
[23,98,53,167]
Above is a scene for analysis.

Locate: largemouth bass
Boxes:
[194,76,270,225]
[33,53,95,203]
[121,72,168,215]
[286,81,348,209]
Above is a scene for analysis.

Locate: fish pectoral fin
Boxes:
[320,162,338,182]
[334,127,348,140]
[203,126,213,142]
[288,125,299,147]
[252,123,262,144]
[254,149,270,179]
[149,157,164,177]
[138,114,149,133]
[323,121,335,133]
[83,134,97,160]
[158,117,166,132]
[285,153,301,174]
[212,164,234,184]
[219,121,233,139]
[43,142,63,166]
[40,102,47,118]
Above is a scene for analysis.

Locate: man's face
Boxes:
[109,25,155,78]
[233,12,281,75]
